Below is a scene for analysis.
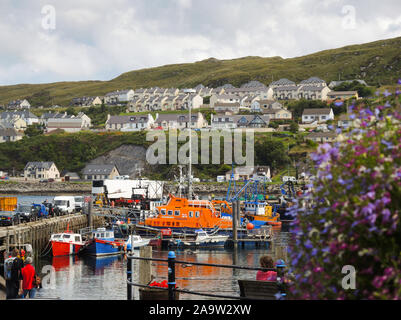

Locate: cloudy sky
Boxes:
[0,0,400,85]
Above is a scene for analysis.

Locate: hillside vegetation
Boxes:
[0,37,400,106]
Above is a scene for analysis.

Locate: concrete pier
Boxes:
[0,213,104,254]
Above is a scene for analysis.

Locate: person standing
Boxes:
[4,248,24,299]
[21,257,36,299]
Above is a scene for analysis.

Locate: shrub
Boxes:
[287,86,401,299]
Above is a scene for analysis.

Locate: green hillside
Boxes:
[1,37,401,106]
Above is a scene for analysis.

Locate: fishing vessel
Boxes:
[141,195,233,233]
[169,230,229,248]
[125,234,151,251]
[80,228,124,256]
[50,227,85,256]
[242,200,281,227]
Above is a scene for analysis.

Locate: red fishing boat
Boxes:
[50,225,85,256]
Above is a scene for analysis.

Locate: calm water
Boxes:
[4,195,291,300]
[33,244,289,300]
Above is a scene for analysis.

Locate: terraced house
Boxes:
[302,108,334,124]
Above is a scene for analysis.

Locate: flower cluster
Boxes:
[287,86,401,299]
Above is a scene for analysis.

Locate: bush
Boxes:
[287,87,401,299]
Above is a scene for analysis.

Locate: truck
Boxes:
[53,196,76,214]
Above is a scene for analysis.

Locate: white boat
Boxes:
[125,235,151,251]
[171,230,229,248]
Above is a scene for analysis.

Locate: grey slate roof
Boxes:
[107,115,149,124]
[300,77,326,84]
[302,108,332,115]
[270,78,296,86]
[24,162,55,170]
[0,110,38,119]
[82,164,118,175]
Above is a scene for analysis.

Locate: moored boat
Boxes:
[125,235,151,251]
[169,230,229,248]
[80,228,125,256]
[50,229,85,257]
[141,195,233,233]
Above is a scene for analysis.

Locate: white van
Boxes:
[114,175,130,180]
[54,196,76,214]
[74,196,84,212]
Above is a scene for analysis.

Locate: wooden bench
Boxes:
[238,280,283,300]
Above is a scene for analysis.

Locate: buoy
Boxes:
[246,223,254,230]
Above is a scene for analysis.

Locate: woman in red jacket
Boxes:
[21,257,37,299]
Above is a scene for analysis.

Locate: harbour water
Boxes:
[4,195,291,300]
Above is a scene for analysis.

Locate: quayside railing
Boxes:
[126,251,287,300]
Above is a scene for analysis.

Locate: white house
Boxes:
[302,108,334,124]
[250,100,283,113]
[0,128,23,143]
[154,112,208,130]
[211,114,270,130]
[105,114,155,131]
[117,89,135,102]
[210,94,241,108]
[7,99,31,110]
[24,162,60,180]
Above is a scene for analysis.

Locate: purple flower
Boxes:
[334,101,344,107]
[398,79,401,85]
[383,90,392,97]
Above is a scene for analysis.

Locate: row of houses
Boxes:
[23,162,120,181]
[0,110,92,134]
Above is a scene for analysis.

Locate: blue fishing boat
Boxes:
[80,228,124,257]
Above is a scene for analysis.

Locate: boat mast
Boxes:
[188,101,193,199]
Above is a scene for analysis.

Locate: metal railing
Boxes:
[126,251,287,300]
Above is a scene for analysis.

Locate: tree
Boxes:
[289,121,299,133]
[24,124,44,137]
[255,140,290,169]
[66,107,77,116]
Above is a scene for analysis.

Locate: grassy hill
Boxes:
[0,37,400,107]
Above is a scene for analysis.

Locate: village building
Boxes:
[211,114,270,129]
[327,91,359,103]
[46,113,91,133]
[0,110,39,126]
[71,96,103,107]
[154,112,208,130]
[0,128,24,143]
[105,114,154,131]
[7,99,31,110]
[210,94,241,108]
[328,79,368,89]
[24,162,60,180]
[302,108,334,124]
[82,164,120,181]
[337,113,355,129]
[225,166,271,182]
[305,132,338,143]
[214,102,241,115]
[250,100,283,113]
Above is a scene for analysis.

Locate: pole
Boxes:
[232,202,238,249]
[276,260,287,299]
[88,199,93,230]
[168,251,176,300]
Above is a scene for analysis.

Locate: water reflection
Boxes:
[32,232,290,300]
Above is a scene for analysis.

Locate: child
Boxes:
[256,256,277,281]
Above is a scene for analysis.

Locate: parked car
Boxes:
[0,211,20,226]
[53,196,76,214]
[39,179,48,183]
[47,178,55,182]
[15,204,36,222]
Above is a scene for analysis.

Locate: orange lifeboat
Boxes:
[142,195,232,231]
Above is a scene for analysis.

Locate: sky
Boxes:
[0,0,400,85]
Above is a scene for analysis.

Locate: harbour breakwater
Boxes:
[0,181,303,195]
